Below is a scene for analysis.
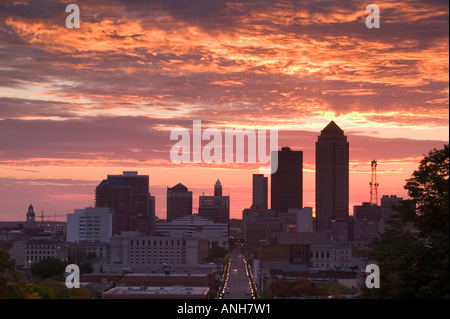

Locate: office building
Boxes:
[198,180,230,225]
[245,218,282,248]
[252,174,268,209]
[21,233,66,267]
[310,244,352,270]
[66,207,113,243]
[381,195,403,222]
[95,171,155,235]
[271,147,303,213]
[166,183,193,222]
[109,232,209,266]
[156,214,228,248]
[315,121,349,231]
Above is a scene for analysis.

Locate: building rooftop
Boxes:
[169,183,188,191]
[124,273,208,278]
[321,121,344,135]
[103,286,209,298]
[97,179,128,188]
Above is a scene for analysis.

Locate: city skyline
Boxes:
[0,0,448,221]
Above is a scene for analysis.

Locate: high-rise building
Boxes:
[380,195,403,221]
[198,180,230,225]
[271,147,303,213]
[315,121,349,232]
[66,207,113,243]
[95,171,155,235]
[252,174,268,209]
[166,183,193,222]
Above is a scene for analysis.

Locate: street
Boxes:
[222,249,253,299]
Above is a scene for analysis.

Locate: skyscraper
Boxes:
[166,183,193,222]
[95,171,155,235]
[271,147,303,213]
[315,121,349,232]
[252,174,268,209]
[198,179,230,225]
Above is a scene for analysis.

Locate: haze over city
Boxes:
[0,0,448,221]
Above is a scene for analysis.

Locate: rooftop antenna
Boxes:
[370,160,379,205]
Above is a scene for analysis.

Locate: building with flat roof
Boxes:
[95,171,155,235]
[67,207,112,243]
[123,272,215,290]
[11,233,66,267]
[252,174,268,210]
[271,147,303,213]
[166,183,193,222]
[109,232,209,266]
[156,214,228,248]
[102,285,209,299]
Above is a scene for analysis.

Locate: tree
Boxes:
[30,257,66,281]
[291,278,314,297]
[362,145,449,298]
[270,280,291,298]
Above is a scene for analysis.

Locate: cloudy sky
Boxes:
[0,0,448,221]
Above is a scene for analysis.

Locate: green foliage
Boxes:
[362,145,449,299]
[0,250,91,299]
[30,257,66,281]
[205,243,229,263]
[267,278,342,298]
[0,249,15,273]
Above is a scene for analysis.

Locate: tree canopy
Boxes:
[362,145,449,298]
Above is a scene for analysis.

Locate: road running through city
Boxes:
[222,249,254,299]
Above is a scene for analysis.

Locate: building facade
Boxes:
[67,207,112,243]
[271,147,303,213]
[109,232,209,266]
[95,171,155,235]
[198,180,230,225]
[156,215,228,248]
[252,174,268,209]
[315,121,349,232]
[166,183,193,222]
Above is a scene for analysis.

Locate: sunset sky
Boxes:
[0,0,448,221]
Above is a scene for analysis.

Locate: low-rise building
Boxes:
[310,244,352,270]
[102,286,209,299]
[109,232,209,267]
[156,214,228,249]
